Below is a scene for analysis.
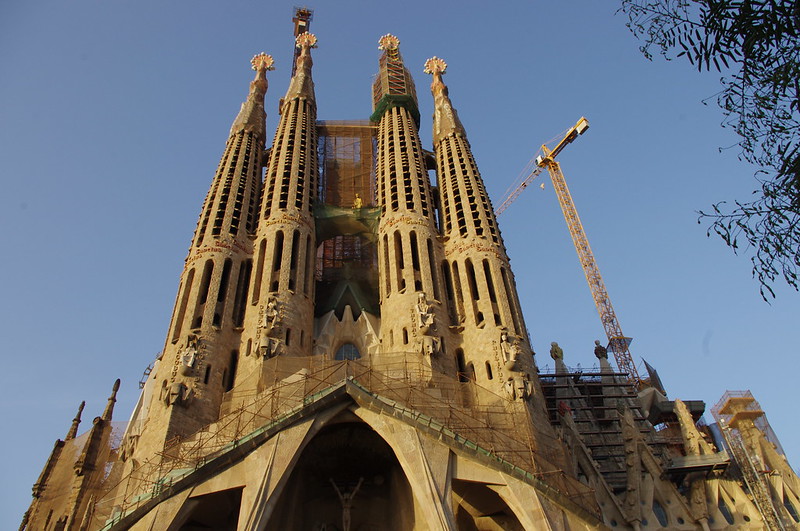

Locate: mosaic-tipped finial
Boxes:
[378,34,400,51]
[251,53,275,72]
[296,32,318,49]
[423,56,447,76]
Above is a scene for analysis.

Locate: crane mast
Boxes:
[500,117,644,386]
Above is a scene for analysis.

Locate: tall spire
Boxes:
[242,32,320,366]
[373,34,451,379]
[230,52,274,137]
[284,33,317,102]
[65,401,85,441]
[424,57,466,144]
[425,56,544,432]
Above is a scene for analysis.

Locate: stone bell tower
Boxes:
[236,33,320,392]
[125,52,274,460]
[372,35,451,375]
[424,57,564,461]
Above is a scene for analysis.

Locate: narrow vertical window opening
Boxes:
[456,349,468,382]
[252,240,266,305]
[225,350,238,392]
[172,269,195,342]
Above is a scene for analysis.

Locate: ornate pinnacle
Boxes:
[251,53,275,72]
[423,57,447,76]
[296,32,318,49]
[378,34,400,51]
[66,401,85,440]
[102,378,121,421]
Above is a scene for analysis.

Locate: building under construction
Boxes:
[21,13,800,531]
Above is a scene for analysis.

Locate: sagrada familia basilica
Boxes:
[21,12,800,531]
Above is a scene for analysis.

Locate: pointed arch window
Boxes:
[335,343,361,360]
[652,499,668,527]
[785,493,800,523]
[717,496,735,525]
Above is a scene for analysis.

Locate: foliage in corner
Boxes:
[619,0,800,299]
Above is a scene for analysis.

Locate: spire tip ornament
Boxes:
[251,53,275,71]
[378,34,400,51]
[296,32,318,49]
[423,57,447,76]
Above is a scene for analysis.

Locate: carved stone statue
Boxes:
[166,382,191,407]
[255,298,280,357]
[262,297,279,334]
[420,335,441,362]
[593,339,608,360]
[330,477,364,531]
[504,373,532,401]
[549,341,564,361]
[352,193,363,210]
[180,335,198,376]
[259,337,280,358]
[500,331,522,371]
[415,292,435,333]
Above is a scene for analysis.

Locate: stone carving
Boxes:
[352,193,362,210]
[504,373,533,401]
[255,297,281,357]
[549,341,564,361]
[259,337,280,359]
[119,435,138,462]
[415,292,435,333]
[179,335,198,376]
[263,297,280,333]
[330,477,364,531]
[593,339,608,360]
[500,331,522,371]
[165,382,191,407]
[420,335,441,364]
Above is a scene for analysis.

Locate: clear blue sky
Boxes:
[1,1,798,526]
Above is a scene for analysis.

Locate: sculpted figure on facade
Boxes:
[420,334,441,365]
[550,341,564,361]
[165,382,192,407]
[262,297,280,334]
[504,373,532,401]
[415,292,435,333]
[593,339,608,360]
[330,477,364,531]
[500,331,522,371]
[180,334,199,376]
[255,297,281,357]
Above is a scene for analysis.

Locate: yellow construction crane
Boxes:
[497,117,644,387]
